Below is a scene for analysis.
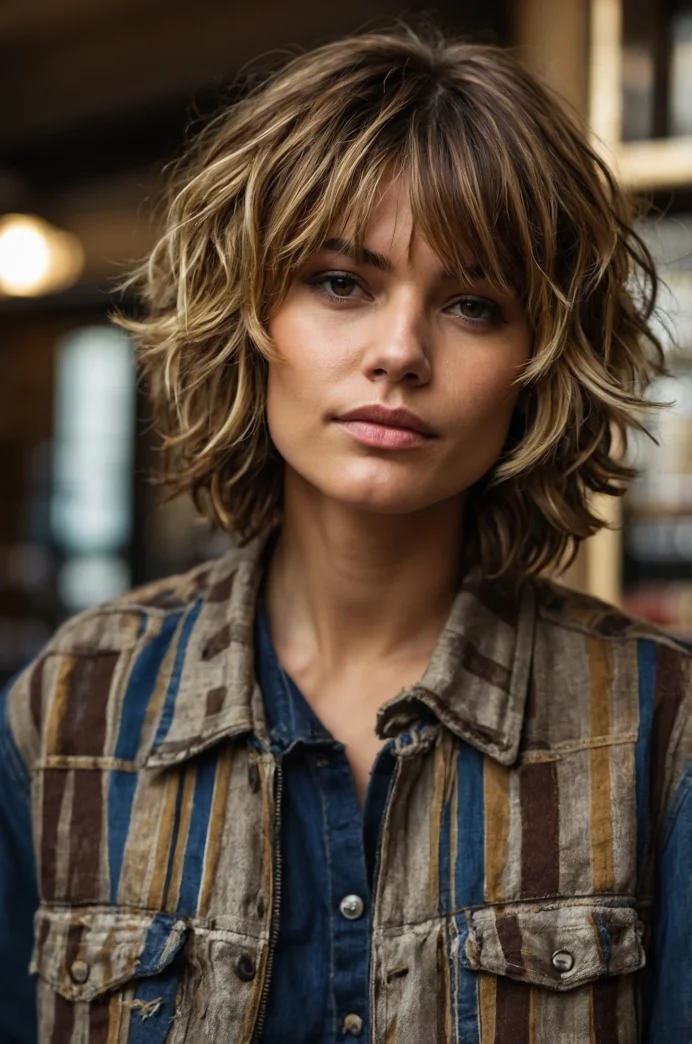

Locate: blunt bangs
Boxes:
[116,25,666,577]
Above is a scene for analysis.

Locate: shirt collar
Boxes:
[144,527,535,769]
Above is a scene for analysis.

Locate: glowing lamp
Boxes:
[0,213,84,297]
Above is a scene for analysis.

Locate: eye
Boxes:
[448,296,502,325]
[310,272,364,301]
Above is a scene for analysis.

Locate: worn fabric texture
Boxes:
[3,527,692,1043]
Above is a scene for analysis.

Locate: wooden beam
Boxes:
[513,0,590,116]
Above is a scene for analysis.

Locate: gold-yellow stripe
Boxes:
[44,656,75,755]
[164,764,197,911]
[478,972,497,1042]
[484,759,510,903]
[197,746,234,917]
[429,742,447,898]
[587,636,615,892]
[146,773,181,910]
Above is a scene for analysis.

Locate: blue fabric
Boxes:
[635,639,656,878]
[254,598,394,1043]
[0,681,39,1044]
[642,764,692,1041]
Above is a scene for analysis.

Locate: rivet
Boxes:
[551,949,575,973]
[70,960,89,985]
[235,954,256,981]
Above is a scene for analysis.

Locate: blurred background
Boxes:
[0,0,691,685]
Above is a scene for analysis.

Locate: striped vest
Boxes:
[6,530,691,1042]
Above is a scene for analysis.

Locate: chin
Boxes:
[318,473,435,516]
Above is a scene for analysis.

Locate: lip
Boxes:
[336,404,436,437]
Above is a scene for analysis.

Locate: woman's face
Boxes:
[266,178,532,517]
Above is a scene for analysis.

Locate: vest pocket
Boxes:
[448,900,645,1043]
[455,900,646,990]
[31,904,188,1043]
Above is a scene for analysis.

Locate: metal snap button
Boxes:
[235,954,257,981]
[551,949,575,973]
[343,1013,364,1036]
[70,960,89,985]
[339,894,365,920]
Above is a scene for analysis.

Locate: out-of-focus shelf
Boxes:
[611,137,692,191]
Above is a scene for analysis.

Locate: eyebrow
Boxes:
[322,236,486,282]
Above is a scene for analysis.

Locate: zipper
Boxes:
[251,758,284,1044]
[368,752,403,1044]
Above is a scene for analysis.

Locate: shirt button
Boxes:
[70,960,89,984]
[551,949,575,973]
[339,894,365,920]
[343,1014,364,1036]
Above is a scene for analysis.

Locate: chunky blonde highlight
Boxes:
[117,24,666,577]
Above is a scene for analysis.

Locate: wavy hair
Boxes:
[117,24,666,577]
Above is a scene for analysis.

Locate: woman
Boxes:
[1,25,689,1044]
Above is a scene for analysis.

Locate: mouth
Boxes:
[334,404,436,450]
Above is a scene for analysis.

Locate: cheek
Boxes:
[451,354,524,431]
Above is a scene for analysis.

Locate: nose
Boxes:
[362,297,432,386]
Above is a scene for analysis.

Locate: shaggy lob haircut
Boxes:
[119,25,666,577]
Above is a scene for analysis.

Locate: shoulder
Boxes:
[532,574,692,652]
[3,546,249,773]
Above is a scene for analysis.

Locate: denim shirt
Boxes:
[254,596,395,1041]
[1,530,692,1043]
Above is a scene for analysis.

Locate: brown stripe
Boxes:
[496,913,526,978]
[41,768,70,900]
[59,653,119,757]
[205,686,226,719]
[50,995,76,1044]
[30,656,46,732]
[449,634,511,692]
[202,623,231,661]
[88,996,114,1044]
[463,579,520,629]
[651,645,687,819]
[519,760,560,897]
[206,572,235,603]
[494,977,530,1044]
[67,769,104,903]
[591,979,619,1042]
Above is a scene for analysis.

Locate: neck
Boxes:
[264,468,466,674]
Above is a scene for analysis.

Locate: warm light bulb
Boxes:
[0,214,84,296]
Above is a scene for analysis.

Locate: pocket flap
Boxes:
[31,906,188,1002]
[460,903,645,991]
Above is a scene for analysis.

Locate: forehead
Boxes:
[320,175,486,282]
